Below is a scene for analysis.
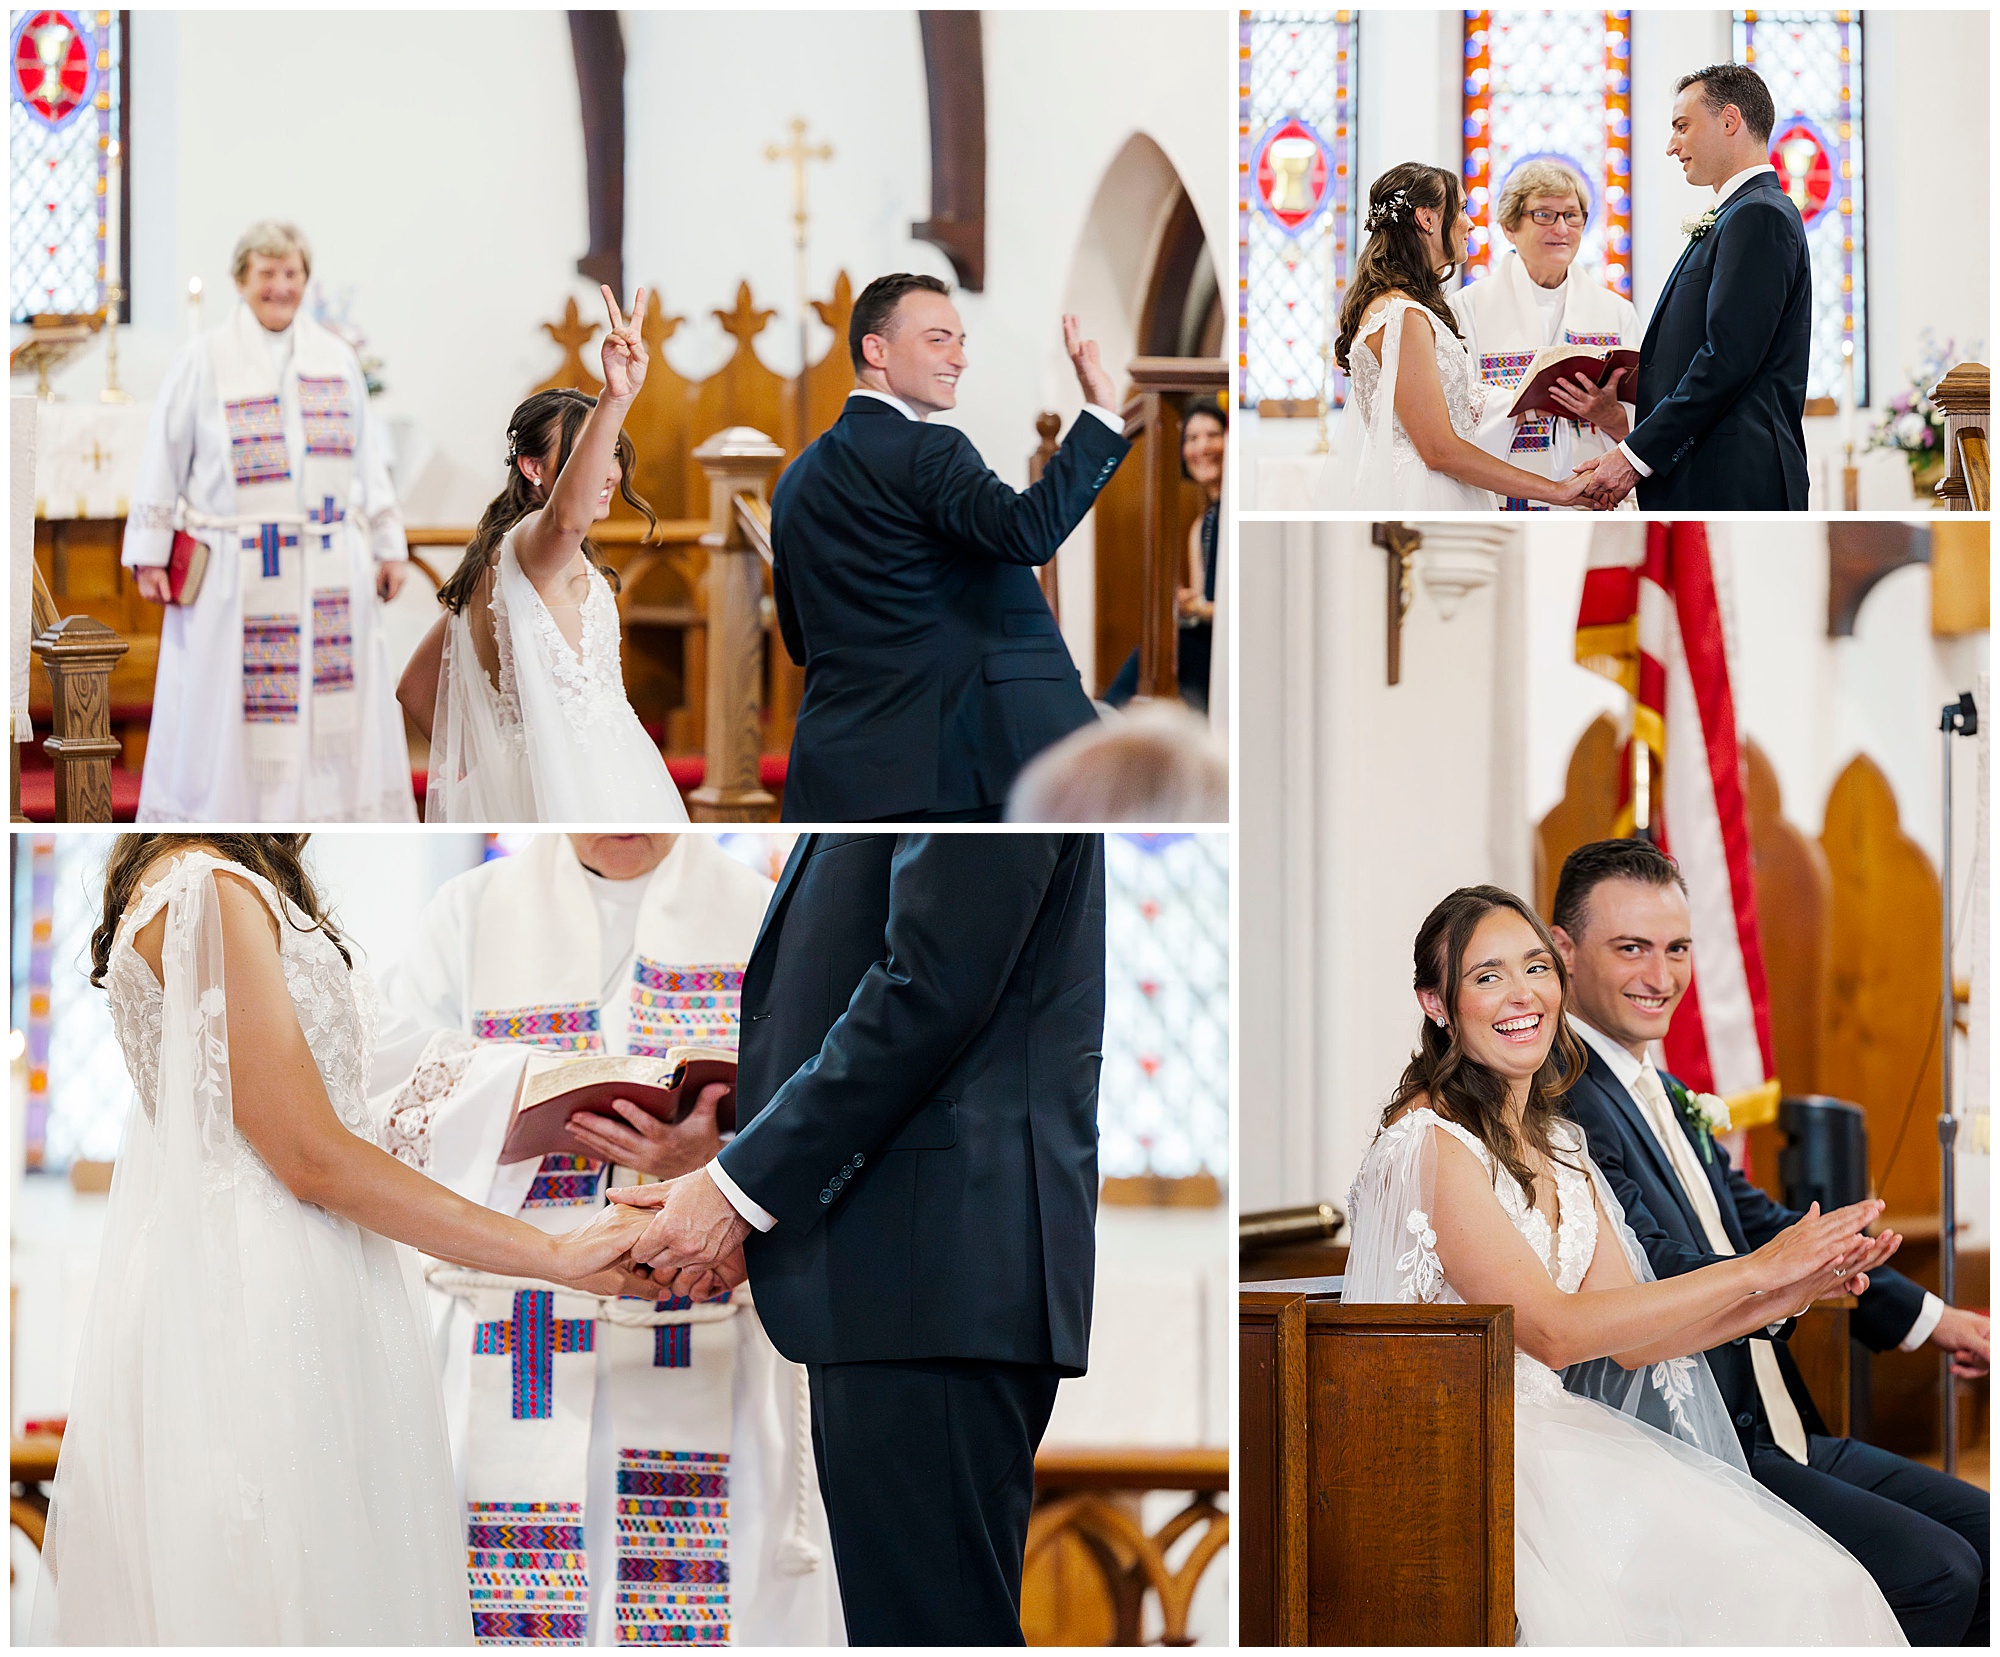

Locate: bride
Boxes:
[1314,163,1593,511]
[402,286,690,823]
[34,836,661,1643]
[1344,884,1907,1645]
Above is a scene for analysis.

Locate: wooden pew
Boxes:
[1241,1280,1515,1645]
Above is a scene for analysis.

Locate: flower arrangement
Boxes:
[1866,329,1979,486]
[308,280,387,397]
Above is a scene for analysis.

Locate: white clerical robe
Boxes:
[1450,250,1642,511]
[370,835,843,1648]
[121,303,415,821]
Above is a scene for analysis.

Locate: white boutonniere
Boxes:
[1681,207,1720,243]
[1664,1076,1731,1161]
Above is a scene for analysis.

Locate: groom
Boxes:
[772,273,1130,822]
[1551,838,1989,1645]
[1575,63,1811,509]
[608,834,1106,1644]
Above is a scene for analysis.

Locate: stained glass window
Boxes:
[1735,11,1866,404]
[1100,834,1228,1182]
[9,7,124,322]
[1240,10,1358,412]
[1463,11,1634,298]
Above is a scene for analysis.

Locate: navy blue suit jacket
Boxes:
[718,833,1106,1373]
[1564,1045,1925,1460]
[771,399,1127,820]
[1627,172,1812,510]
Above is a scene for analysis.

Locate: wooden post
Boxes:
[688,427,783,822]
[32,614,127,823]
[1929,363,1989,512]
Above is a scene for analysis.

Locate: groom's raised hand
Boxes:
[606,1166,750,1301]
[1063,314,1119,410]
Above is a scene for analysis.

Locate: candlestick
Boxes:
[187,276,203,342]
[1840,338,1857,452]
[103,140,120,321]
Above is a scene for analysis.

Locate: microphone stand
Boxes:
[1936,690,1977,1476]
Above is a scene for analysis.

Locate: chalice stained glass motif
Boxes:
[1101,834,1228,1182]
[1240,11,1358,411]
[1463,11,1634,298]
[9,8,121,322]
[1736,11,1866,404]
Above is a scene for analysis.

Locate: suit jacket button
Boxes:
[1736,1412,1755,1428]
[819,1189,833,1204]
[853,1152,864,1168]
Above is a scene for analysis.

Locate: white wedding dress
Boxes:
[1313,296,1500,510]
[426,517,689,824]
[32,851,472,1645]
[1344,1108,1905,1646]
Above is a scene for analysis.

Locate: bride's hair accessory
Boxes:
[1364,188,1411,233]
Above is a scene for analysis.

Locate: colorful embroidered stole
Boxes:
[208,304,359,783]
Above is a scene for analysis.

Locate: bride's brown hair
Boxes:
[1334,162,1467,373]
[1383,885,1587,1206]
[90,835,350,987]
[436,388,657,617]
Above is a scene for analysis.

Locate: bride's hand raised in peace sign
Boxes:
[599,284,650,403]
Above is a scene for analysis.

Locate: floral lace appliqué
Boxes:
[526,562,629,734]
[1397,1207,1444,1302]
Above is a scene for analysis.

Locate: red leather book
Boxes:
[498,1049,737,1164]
[1506,345,1640,420]
[167,529,208,605]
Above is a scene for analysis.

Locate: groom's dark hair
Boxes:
[850,272,953,371]
[1676,63,1776,145]
[1551,837,1689,943]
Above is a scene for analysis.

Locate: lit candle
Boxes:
[187,275,203,341]
[103,139,120,320]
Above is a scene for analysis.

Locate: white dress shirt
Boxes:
[847,386,1125,433]
[1617,162,1780,479]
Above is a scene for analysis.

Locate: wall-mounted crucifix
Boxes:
[1372,521,1421,685]
[766,117,835,451]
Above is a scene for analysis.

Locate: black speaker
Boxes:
[1777,1094,1869,1212]
[1776,1093,1874,1441]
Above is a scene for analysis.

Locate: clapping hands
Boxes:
[1747,1199,1903,1317]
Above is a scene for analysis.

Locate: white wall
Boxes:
[1239,520,1989,1220]
[1239,9,1992,509]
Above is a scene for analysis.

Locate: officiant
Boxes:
[366,833,842,1646]
[1451,160,1641,511]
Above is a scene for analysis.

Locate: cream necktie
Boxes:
[1631,1063,1810,1463]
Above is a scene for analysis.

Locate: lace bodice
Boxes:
[1349,295,1485,453]
[508,554,628,734]
[105,852,378,1160]
[1358,1108,1598,1403]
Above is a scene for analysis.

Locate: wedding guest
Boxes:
[1006,701,1227,823]
[1104,397,1225,711]
[1312,163,1593,511]
[122,221,415,822]
[1552,838,1989,1645]
[1449,160,1641,511]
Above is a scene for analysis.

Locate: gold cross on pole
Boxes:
[765,118,833,449]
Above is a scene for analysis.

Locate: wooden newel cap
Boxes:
[1930,363,1990,417]
[33,613,129,665]
[692,427,785,470]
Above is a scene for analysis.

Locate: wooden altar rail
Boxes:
[1930,363,1989,512]
[11,1433,58,1552]
[24,563,126,823]
[1024,1445,1229,1647]
[1241,1283,1514,1646]
[1116,359,1227,701]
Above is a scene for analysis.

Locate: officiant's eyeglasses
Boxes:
[1528,209,1586,227]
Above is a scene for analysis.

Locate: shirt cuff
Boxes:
[1616,439,1654,478]
[1082,404,1124,434]
[1899,1292,1946,1352]
[706,1158,776,1233]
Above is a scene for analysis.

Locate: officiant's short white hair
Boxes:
[231,221,312,283]
[1495,161,1588,231]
